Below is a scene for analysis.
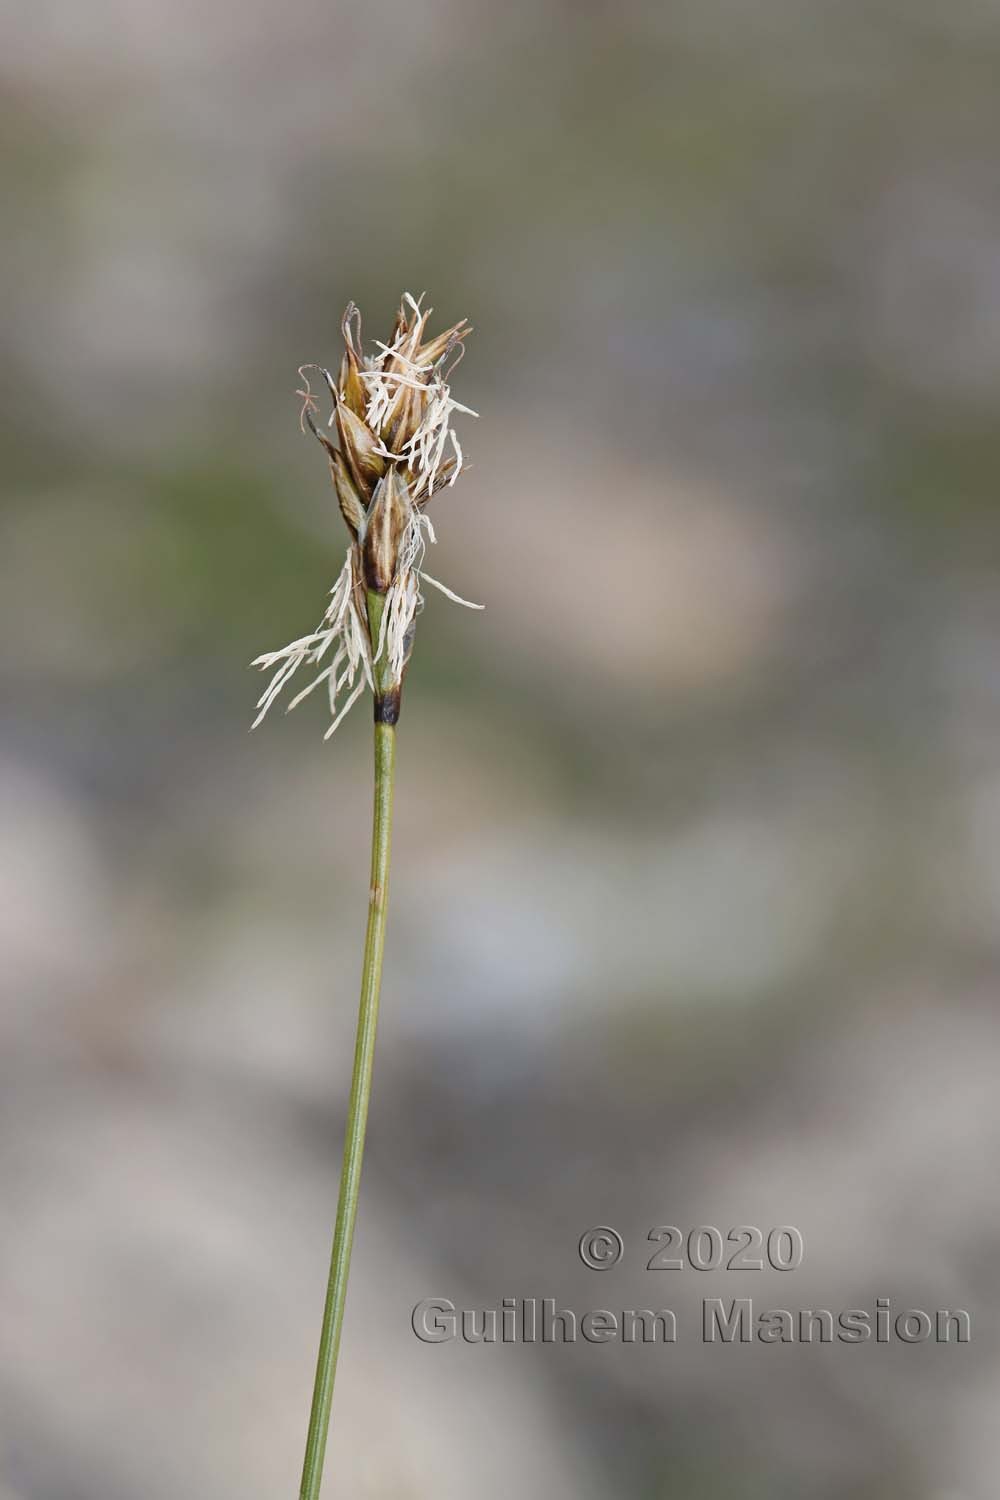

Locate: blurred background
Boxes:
[2,0,1000,1495]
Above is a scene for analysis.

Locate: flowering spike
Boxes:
[252,294,481,737]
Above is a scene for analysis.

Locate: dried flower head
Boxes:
[252,293,481,735]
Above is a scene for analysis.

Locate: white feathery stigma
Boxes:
[359,294,478,500]
[252,550,373,738]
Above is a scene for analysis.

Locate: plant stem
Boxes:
[298,713,396,1500]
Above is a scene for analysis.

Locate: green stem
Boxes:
[298,712,396,1500]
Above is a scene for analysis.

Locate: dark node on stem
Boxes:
[374,686,401,725]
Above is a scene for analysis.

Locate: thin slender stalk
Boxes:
[299,712,396,1500]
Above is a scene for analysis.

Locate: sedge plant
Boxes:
[252,294,480,1500]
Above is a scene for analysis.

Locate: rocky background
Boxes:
[3,1,1000,1495]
